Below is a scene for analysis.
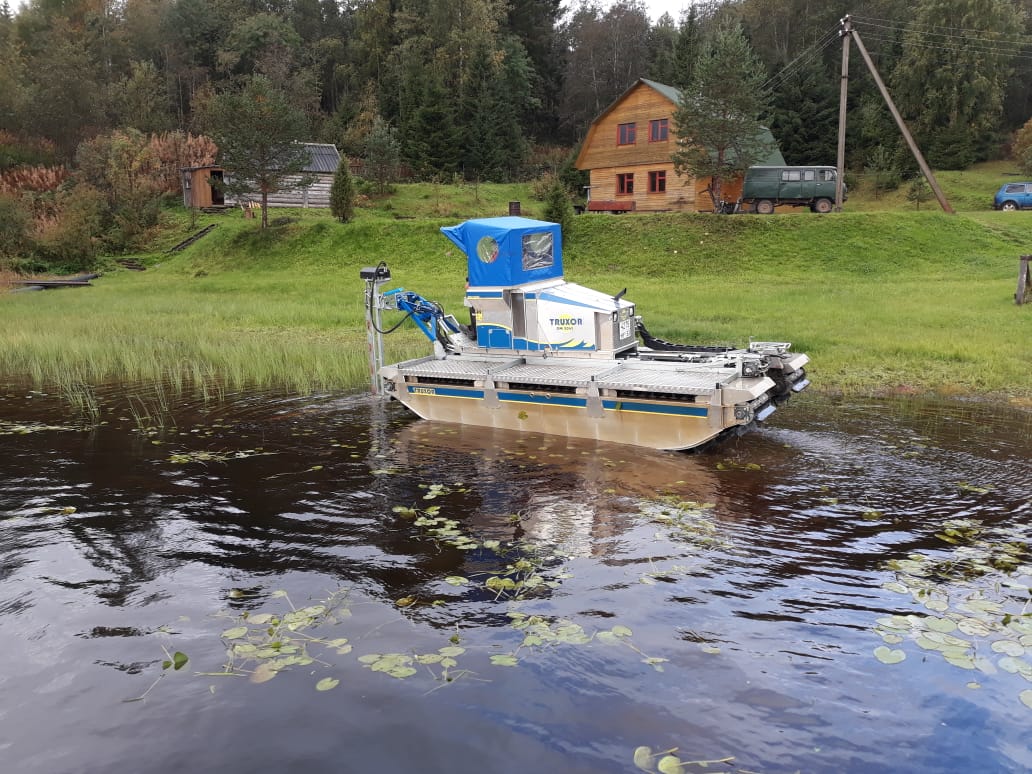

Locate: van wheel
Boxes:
[813,198,833,214]
[755,199,775,215]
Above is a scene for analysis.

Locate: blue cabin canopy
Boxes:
[441,217,563,288]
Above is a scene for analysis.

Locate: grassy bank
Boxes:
[1,197,1030,403]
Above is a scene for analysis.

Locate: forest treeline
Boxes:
[1,0,1031,269]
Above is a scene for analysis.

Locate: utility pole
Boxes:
[836,15,954,215]
[835,17,851,212]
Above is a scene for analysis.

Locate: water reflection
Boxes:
[0,388,1030,773]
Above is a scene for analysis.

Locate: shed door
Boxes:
[210,171,225,205]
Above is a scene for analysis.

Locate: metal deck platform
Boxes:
[393,355,738,396]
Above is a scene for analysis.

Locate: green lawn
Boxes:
[2,178,1031,404]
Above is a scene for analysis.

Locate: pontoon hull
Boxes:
[381,353,803,451]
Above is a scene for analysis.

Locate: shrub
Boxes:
[329,154,356,223]
[542,177,574,236]
[34,185,107,273]
[1014,117,1032,176]
[0,193,31,261]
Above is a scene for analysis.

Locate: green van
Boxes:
[741,166,844,214]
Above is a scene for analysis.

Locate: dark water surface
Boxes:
[1,387,1030,774]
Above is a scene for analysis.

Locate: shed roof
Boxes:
[303,143,341,174]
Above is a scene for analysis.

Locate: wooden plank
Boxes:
[1017,255,1032,305]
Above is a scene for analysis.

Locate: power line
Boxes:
[761,26,841,92]
[851,14,1032,44]
[853,18,1032,55]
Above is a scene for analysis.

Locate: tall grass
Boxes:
[1,187,1030,400]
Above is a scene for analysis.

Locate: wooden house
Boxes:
[181,143,342,209]
[575,78,785,213]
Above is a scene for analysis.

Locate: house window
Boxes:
[649,119,669,142]
[648,170,666,193]
[617,173,634,195]
[617,122,636,145]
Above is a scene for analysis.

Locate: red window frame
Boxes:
[648,170,666,194]
[617,122,636,146]
[649,118,669,142]
[617,173,634,195]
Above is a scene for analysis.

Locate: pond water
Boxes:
[1,387,1031,774]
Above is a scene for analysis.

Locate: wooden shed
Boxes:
[180,143,342,209]
[575,78,784,213]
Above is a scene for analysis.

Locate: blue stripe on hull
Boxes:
[404,385,708,418]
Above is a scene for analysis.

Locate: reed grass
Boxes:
[1,182,1030,401]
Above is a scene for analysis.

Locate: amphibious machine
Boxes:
[362,216,809,451]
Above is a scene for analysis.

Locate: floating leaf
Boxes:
[438,646,465,658]
[250,662,279,683]
[874,646,906,665]
[991,640,1025,657]
[221,626,249,640]
[643,657,668,672]
[315,677,339,691]
[248,614,274,625]
[924,617,958,634]
[444,576,469,586]
[701,645,721,655]
[633,746,653,771]
[490,654,519,667]
[657,754,683,774]
[612,625,633,638]
[172,651,189,671]
[395,597,416,608]
[271,590,288,598]
[1021,690,1032,710]
[943,653,976,670]
[967,682,982,690]
[957,618,992,637]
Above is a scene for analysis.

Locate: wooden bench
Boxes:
[586,200,636,213]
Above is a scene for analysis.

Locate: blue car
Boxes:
[993,182,1032,210]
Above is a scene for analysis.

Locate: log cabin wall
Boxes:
[576,81,700,213]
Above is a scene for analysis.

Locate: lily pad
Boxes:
[490,654,519,667]
[315,677,339,691]
[1021,690,1032,710]
[221,626,249,640]
[633,746,653,771]
[874,646,906,665]
[657,755,683,774]
[991,640,1025,657]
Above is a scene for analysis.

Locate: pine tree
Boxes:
[673,23,773,210]
[543,177,574,237]
[205,75,311,229]
[329,153,355,223]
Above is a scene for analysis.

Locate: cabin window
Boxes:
[819,169,837,182]
[1005,183,1026,193]
[648,170,666,193]
[617,122,636,145]
[617,173,634,195]
[781,170,801,182]
[476,236,499,264]
[522,232,554,270]
[649,118,669,142]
